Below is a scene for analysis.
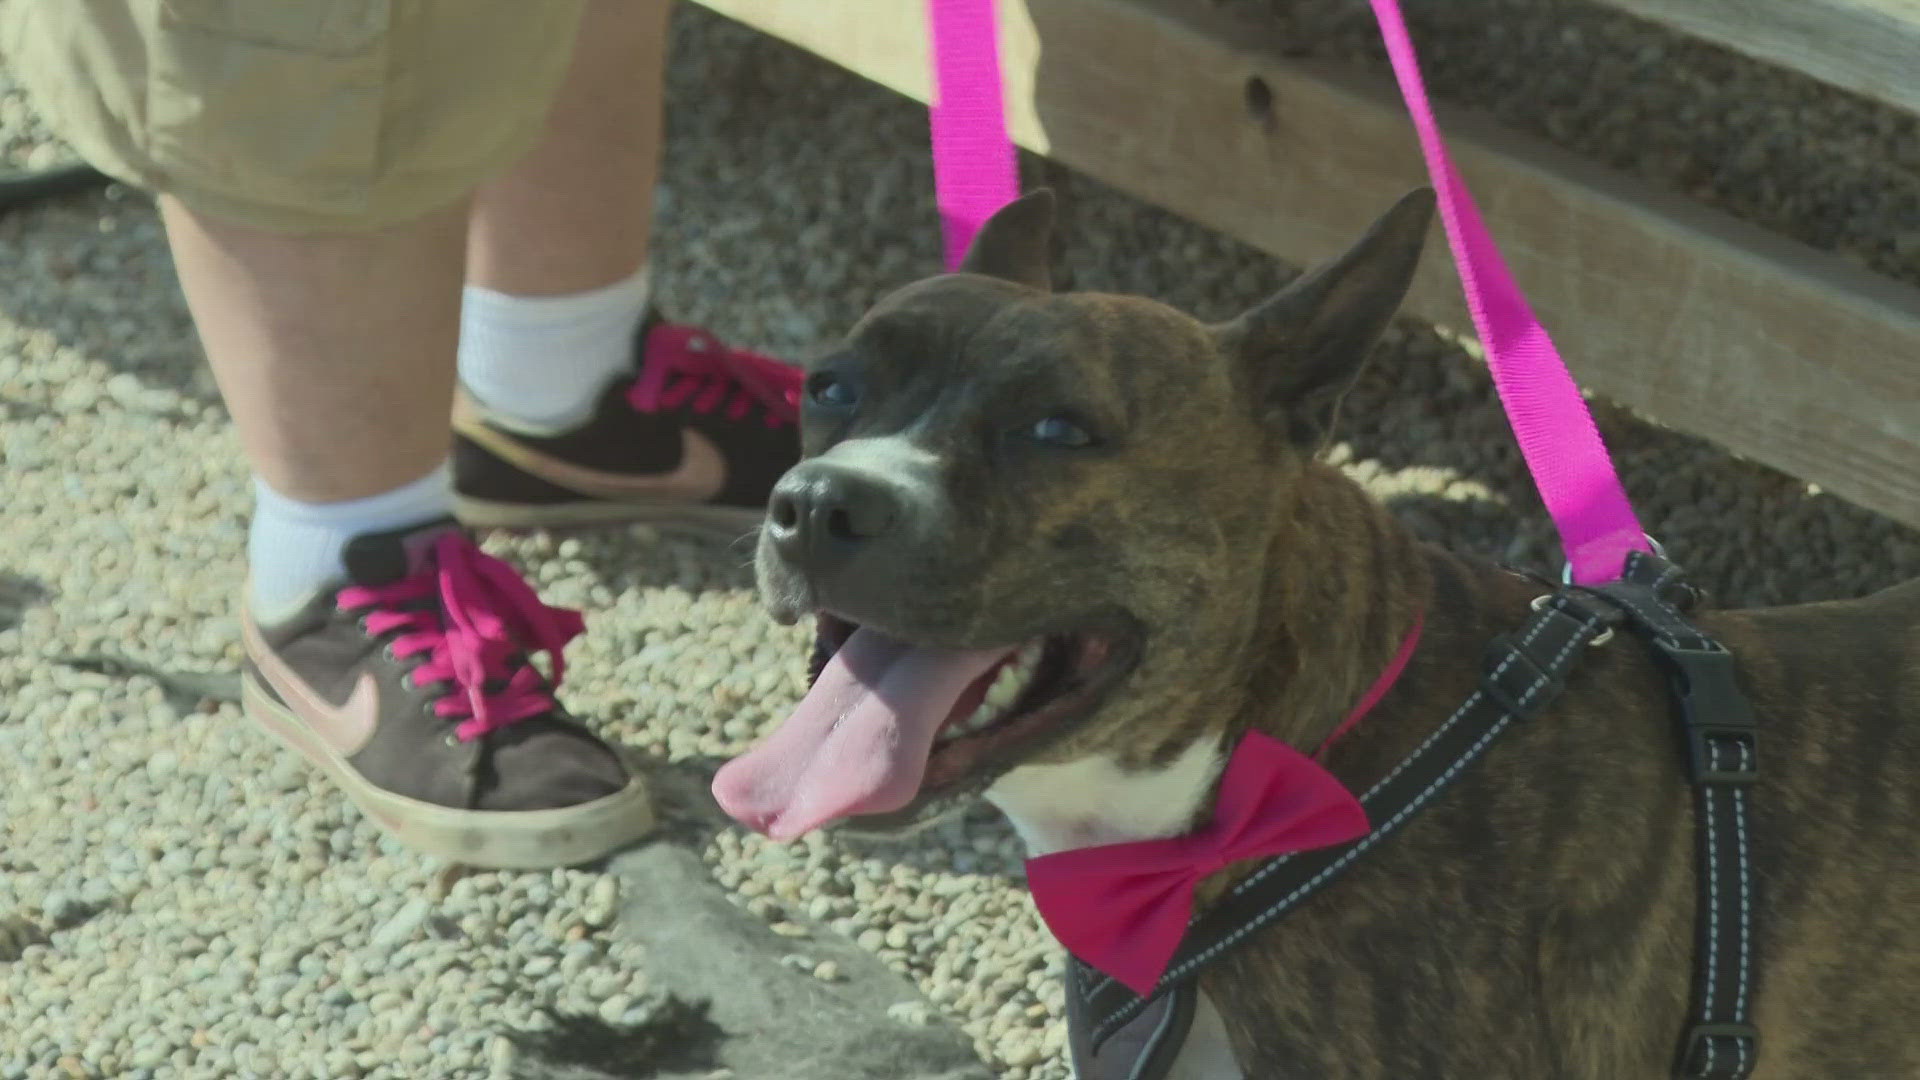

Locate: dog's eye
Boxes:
[1026,416,1095,448]
[807,372,858,408]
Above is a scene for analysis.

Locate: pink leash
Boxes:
[1366,0,1649,584]
[927,0,1022,270]
[925,0,1650,584]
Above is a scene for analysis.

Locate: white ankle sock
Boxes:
[456,265,652,432]
[247,463,454,621]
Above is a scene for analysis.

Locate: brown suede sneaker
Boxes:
[240,520,652,869]
[451,315,801,537]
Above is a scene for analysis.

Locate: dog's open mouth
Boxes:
[818,616,1127,789]
[711,613,1137,839]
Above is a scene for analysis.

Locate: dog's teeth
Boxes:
[938,641,1050,745]
[939,701,996,744]
[985,673,1023,709]
[985,644,1043,708]
[1012,644,1044,679]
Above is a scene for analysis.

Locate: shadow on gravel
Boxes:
[0,392,56,422]
[505,997,725,1080]
[598,840,994,1080]
[0,181,220,409]
[0,571,49,634]
[46,650,240,714]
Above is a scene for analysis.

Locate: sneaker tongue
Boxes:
[341,518,465,586]
[712,627,1015,839]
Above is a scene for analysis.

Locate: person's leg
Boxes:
[450,0,802,534]
[162,198,468,621]
[455,0,666,433]
[136,3,651,868]
[160,171,648,869]
[163,197,467,505]
[467,0,668,299]
[170,0,662,499]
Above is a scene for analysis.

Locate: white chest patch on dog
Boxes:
[985,738,1225,857]
[988,739,1244,1079]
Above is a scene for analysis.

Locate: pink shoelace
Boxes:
[335,532,586,742]
[629,322,802,429]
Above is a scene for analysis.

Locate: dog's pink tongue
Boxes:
[713,627,1012,840]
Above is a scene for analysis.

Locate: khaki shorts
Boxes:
[0,0,588,232]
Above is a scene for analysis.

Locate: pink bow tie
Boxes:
[1024,731,1369,995]
[1024,615,1422,995]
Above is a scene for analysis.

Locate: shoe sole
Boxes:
[243,673,656,870]
[453,492,766,544]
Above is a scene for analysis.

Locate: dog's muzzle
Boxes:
[765,460,904,573]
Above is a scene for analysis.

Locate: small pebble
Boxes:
[886,1001,932,1027]
[598,993,634,1025]
[371,899,431,948]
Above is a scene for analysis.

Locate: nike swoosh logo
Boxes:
[454,390,729,503]
[243,614,380,757]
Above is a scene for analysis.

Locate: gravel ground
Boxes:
[0,71,67,173]
[4,4,1919,1079]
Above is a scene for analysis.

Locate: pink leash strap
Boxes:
[927,0,1023,269]
[1367,0,1648,584]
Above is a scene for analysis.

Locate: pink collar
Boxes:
[1314,611,1426,757]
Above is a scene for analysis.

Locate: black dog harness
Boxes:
[1064,553,1761,1080]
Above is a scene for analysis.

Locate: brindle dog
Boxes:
[713,189,1920,1078]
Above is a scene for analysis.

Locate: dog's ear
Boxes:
[1214,188,1435,445]
[955,188,1055,291]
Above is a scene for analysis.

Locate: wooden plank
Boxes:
[1592,0,1920,118]
[690,0,1920,534]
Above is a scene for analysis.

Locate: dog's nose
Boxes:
[766,463,900,568]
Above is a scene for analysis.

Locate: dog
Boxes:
[712,188,1920,1078]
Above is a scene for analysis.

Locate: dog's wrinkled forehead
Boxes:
[835,275,1222,432]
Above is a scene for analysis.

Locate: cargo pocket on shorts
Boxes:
[144,0,394,222]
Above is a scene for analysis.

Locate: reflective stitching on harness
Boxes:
[1703,782,1722,1023]
[1609,589,1691,648]
[1734,751,1753,1022]
[1348,607,1562,807]
[1698,741,1757,1080]
[1700,795,1721,1078]
[1743,745,1758,1068]
[1126,992,1185,1080]
[1649,561,1682,594]
[1609,571,1758,1080]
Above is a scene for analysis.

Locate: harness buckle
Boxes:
[1690,727,1759,787]
[1679,1022,1759,1078]
[1658,643,1759,786]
